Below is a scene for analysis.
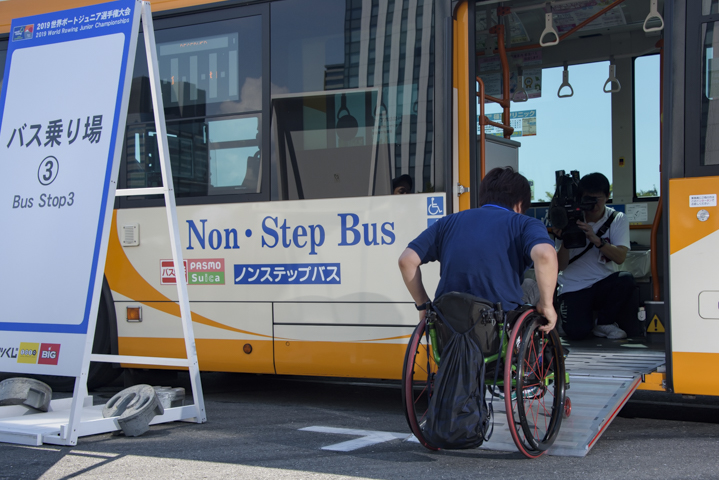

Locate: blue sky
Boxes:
[483,56,661,202]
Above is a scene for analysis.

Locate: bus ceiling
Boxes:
[467,0,665,192]
[471,0,664,68]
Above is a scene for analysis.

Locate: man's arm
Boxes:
[398,248,431,321]
[531,243,559,333]
[577,220,628,264]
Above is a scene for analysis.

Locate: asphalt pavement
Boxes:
[0,371,718,480]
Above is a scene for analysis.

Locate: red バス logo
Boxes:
[160,259,188,285]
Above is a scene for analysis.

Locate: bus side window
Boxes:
[702,22,719,167]
[120,14,264,202]
[269,0,440,201]
[271,90,390,200]
[207,116,261,195]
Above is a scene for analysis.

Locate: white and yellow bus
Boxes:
[1,0,717,401]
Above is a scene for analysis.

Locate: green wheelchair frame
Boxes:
[401,304,571,459]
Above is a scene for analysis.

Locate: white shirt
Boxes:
[556,206,630,295]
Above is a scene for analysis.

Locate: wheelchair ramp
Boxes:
[481,349,665,457]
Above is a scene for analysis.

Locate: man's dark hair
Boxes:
[578,172,610,198]
[478,167,531,213]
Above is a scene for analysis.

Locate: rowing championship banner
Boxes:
[0,0,139,376]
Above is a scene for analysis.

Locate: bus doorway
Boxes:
[464,0,669,455]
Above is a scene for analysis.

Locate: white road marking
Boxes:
[299,426,416,451]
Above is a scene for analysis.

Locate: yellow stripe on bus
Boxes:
[106,211,272,339]
[453,2,471,212]
[672,351,719,396]
[118,337,276,373]
[274,340,406,379]
[119,337,408,379]
[669,177,719,255]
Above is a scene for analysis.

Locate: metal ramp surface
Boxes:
[481,348,666,457]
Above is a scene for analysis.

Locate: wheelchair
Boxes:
[401,293,570,459]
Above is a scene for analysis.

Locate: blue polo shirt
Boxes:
[408,204,553,310]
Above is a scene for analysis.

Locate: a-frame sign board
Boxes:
[0,0,206,446]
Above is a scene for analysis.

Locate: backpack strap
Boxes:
[483,309,506,442]
[424,317,433,403]
[431,304,459,335]
[567,210,617,266]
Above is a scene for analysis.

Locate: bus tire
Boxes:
[1,278,123,393]
[85,277,124,390]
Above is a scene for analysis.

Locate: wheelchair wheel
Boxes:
[401,318,439,451]
[503,309,566,459]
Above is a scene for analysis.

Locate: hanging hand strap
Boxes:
[603,63,621,93]
[512,66,529,103]
[540,8,559,47]
[643,0,664,33]
[558,62,574,98]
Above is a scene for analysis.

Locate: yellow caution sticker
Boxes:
[647,314,665,333]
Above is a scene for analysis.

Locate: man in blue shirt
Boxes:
[398,167,558,332]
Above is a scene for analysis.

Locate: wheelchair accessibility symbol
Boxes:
[427,196,444,216]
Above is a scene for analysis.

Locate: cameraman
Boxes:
[553,173,643,340]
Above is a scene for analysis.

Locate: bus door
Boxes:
[665,0,719,396]
[461,0,670,455]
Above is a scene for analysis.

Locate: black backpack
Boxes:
[421,292,499,449]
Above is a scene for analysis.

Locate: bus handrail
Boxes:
[651,39,665,302]
[476,78,514,180]
[476,24,514,179]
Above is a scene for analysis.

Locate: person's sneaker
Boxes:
[592,323,627,339]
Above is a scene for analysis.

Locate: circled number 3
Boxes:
[38,156,59,186]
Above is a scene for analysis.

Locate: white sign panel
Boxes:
[0,0,139,376]
[625,203,649,223]
[482,110,536,137]
[689,194,717,208]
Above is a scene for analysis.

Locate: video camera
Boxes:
[549,170,597,249]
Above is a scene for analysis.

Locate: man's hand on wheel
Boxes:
[536,301,557,333]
